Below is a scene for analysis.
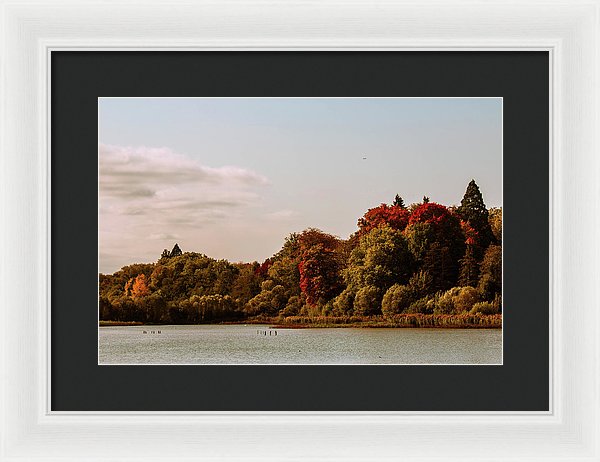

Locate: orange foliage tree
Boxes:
[131,274,150,299]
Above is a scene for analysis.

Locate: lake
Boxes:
[99,324,502,365]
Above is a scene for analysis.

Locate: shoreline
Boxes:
[267,323,501,329]
[100,314,502,329]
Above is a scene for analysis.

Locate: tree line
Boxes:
[99,180,502,324]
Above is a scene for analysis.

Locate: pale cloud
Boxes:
[99,144,269,272]
[100,144,268,199]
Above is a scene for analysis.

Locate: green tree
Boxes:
[381,284,414,315]
[353,286,381,316]
[244,281,288,316]
[404,222,434,264]
[345,225,413,293]
[431,286,480,314]
[231,262,262,308]
[281,295,303,316]
[332,288,355,315]
[268,254,301,296]
[488,207,502,244]
[478,245,502,300]
[407,270,434,299]
[453,286,480,312]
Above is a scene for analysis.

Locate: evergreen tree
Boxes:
[422,196,430,204]
[422,243,458,292]
[170,243,183,257]
[160,249,171,259]
[459,245,479,287]
[393,194,406,209]
[458,180,493,249]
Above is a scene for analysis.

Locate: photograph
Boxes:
[98,97,503,365]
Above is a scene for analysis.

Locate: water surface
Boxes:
[99,324,502,365]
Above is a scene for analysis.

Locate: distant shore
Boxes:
[99,320,144,327]
[100,314,501,329]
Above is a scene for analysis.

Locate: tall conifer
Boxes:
[458,180,493,250]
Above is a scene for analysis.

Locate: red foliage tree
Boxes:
[409,202,454,226]
[298,244,343,306]
[357,204,410,236]
[296,229,343,306]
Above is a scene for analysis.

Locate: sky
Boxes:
[99,97,502,274]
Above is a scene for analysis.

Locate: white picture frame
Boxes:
[1,1,598,460]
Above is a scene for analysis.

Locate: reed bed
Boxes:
[273,314,502,329]
[99,320,144,327]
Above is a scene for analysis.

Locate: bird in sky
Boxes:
[362,156,367,160]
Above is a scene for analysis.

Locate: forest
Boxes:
[99,180,502,328]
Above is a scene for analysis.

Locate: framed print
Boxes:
[1,1,599,461]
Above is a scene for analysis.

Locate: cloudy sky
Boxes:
[99,98,502,274]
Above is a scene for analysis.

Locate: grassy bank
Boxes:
[99,320,144,327]
[269,314,502,329]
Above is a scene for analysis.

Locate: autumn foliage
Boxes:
[460,220,479,246]
[357,204,410,236]
[298,245,343,306]
[99,180,501,325]
[131,274,150,299]
[296,229,343,306]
